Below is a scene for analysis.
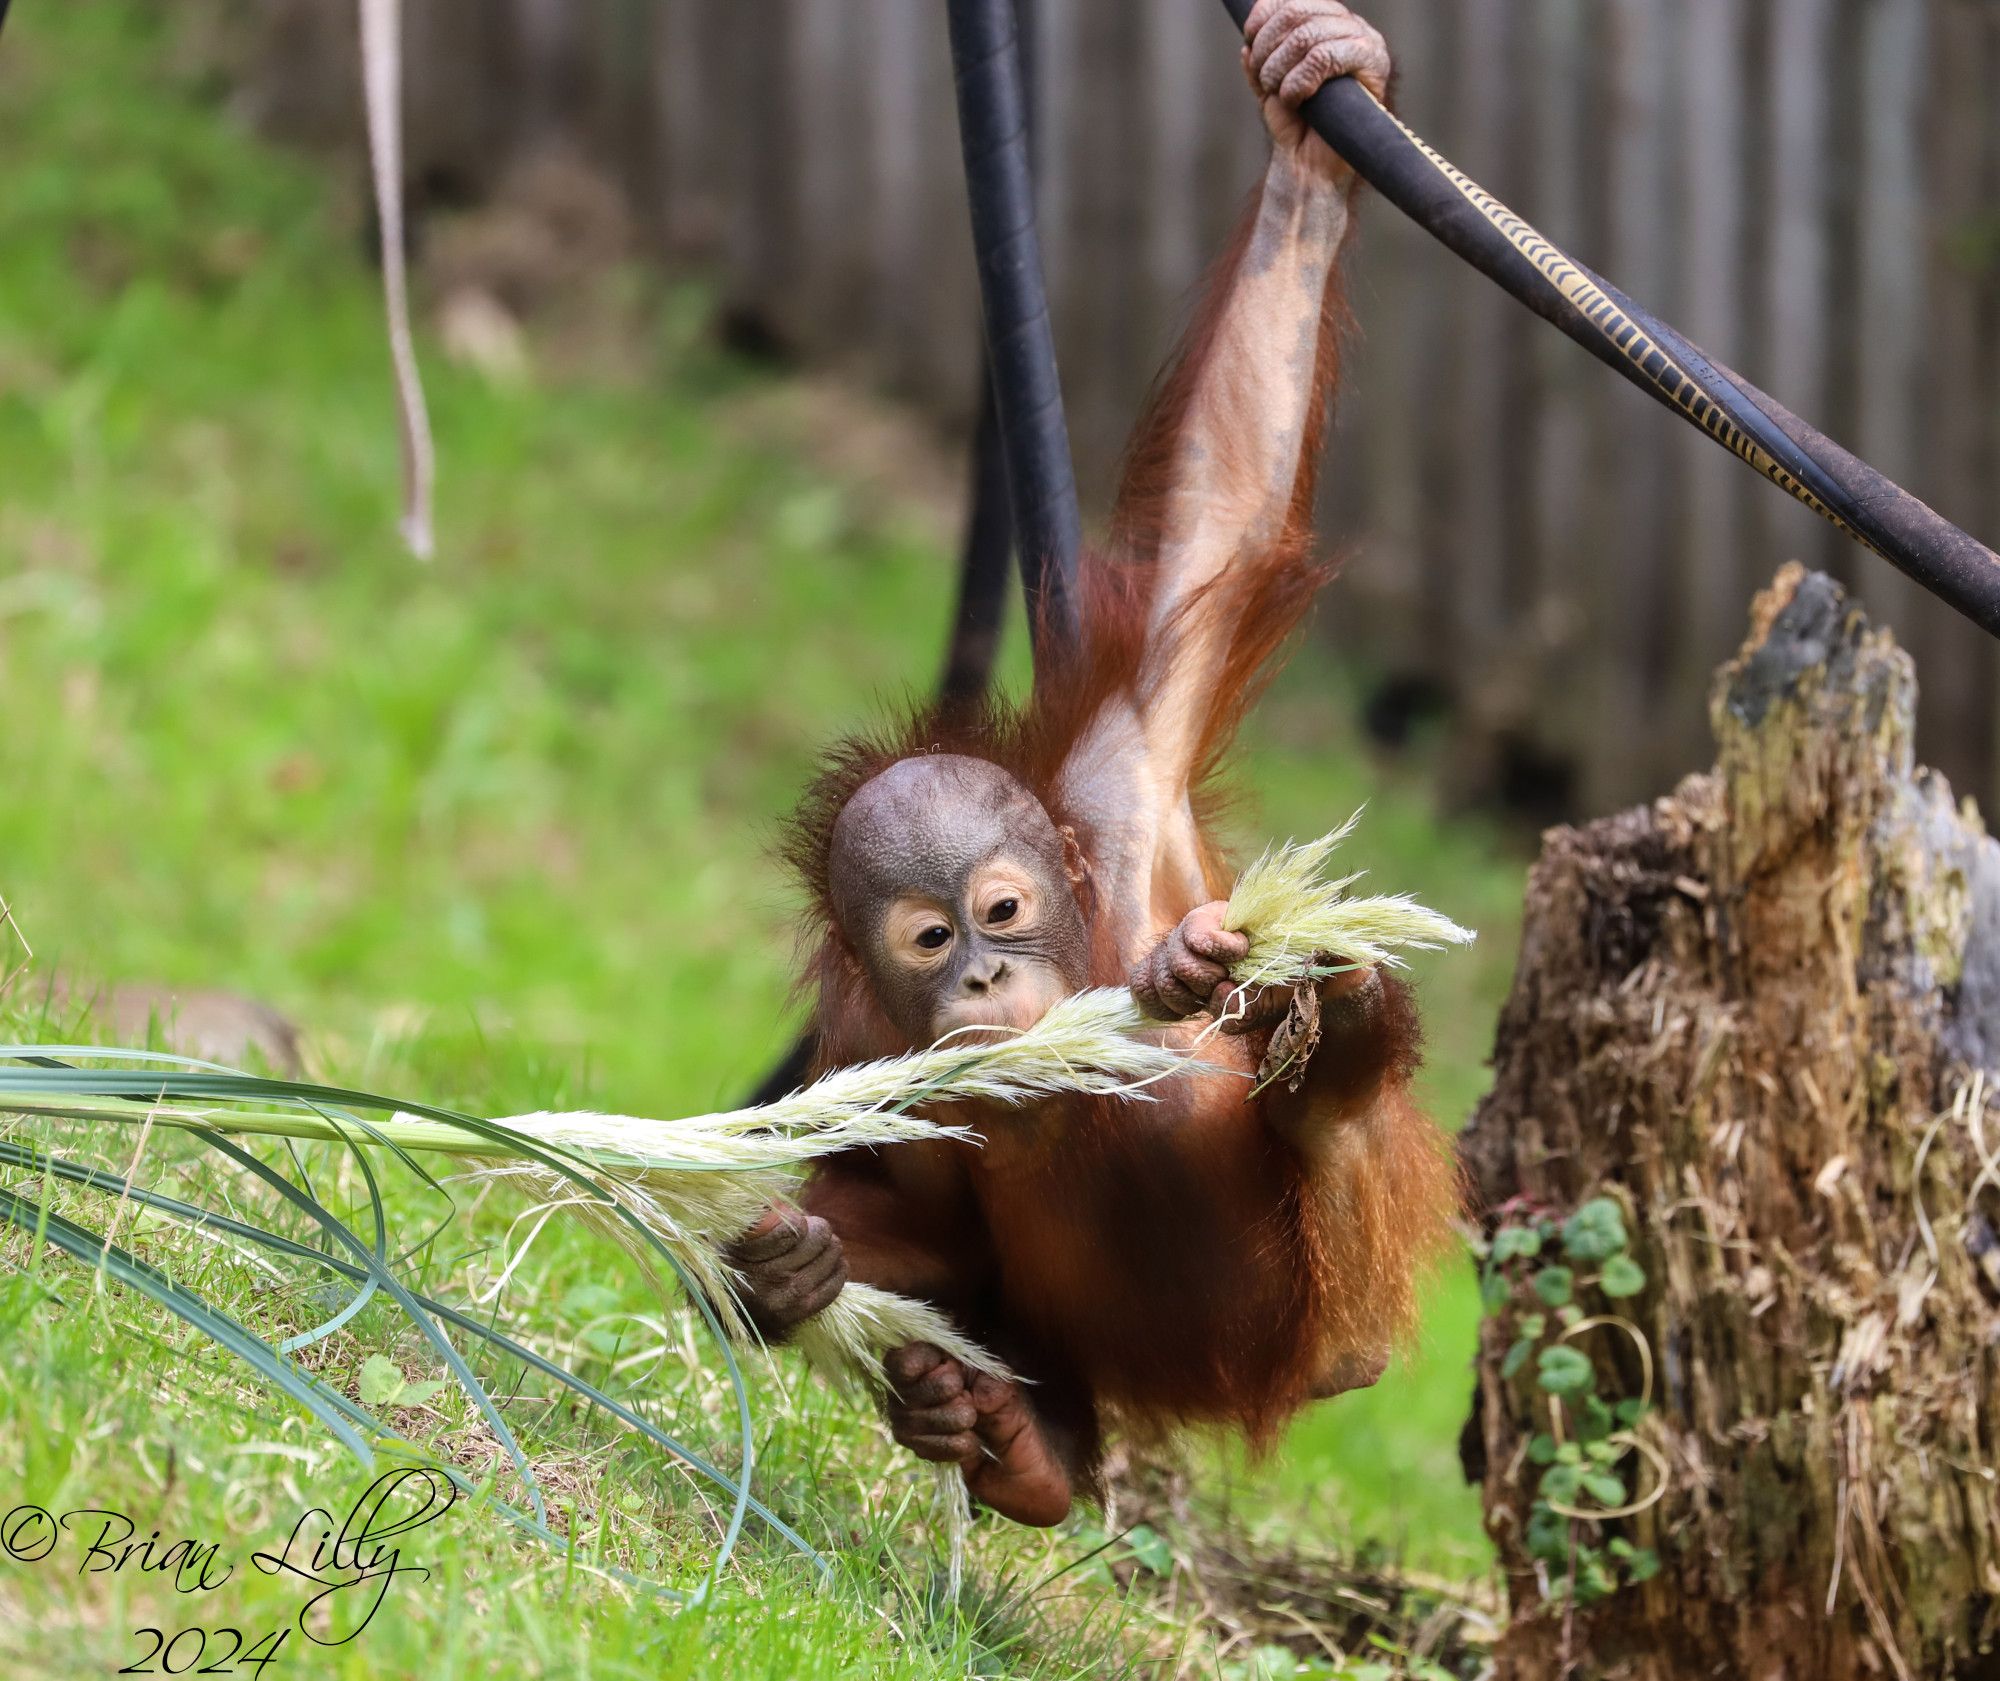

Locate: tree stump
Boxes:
[1459,565,2000,1679]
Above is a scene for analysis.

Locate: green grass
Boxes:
[0,4,1525,1672]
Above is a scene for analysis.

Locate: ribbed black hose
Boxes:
[1215,0,2000,636]
[946,0,1081,659]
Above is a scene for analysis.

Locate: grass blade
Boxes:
[0,1139,826,1573]
[0,1180,377,1463]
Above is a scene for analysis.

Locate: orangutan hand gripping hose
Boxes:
[1216,0,2000,638]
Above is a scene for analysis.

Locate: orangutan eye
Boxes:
[916,924,952,950]
[987,898,1019,925]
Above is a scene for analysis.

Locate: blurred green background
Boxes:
[0,6,1528,1670]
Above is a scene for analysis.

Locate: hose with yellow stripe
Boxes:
[1216,0,2000,638]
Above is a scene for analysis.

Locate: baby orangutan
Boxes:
[728,0,1458,1527]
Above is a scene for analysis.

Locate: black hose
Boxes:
[743,1030,817,1110]
[940,0,1052,707]
[751,0,1081,1108]
[946,0,1082,660]
[1214,0,2000,637]
[938,372,1016,709]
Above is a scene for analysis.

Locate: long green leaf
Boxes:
[0,1142,805,1592]
[0,1181,376,1462]
[0,1051,762,1584]
[194,1127,552,1528]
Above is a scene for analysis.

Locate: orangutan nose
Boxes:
[961,958,1010,996]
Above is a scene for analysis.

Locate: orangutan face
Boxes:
[827,755,1088,1044]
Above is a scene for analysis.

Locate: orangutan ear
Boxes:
[1058,824,1090,895]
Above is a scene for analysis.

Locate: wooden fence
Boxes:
[249,0,2000,813]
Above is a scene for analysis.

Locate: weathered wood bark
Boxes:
[1460,564,2000,1679]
